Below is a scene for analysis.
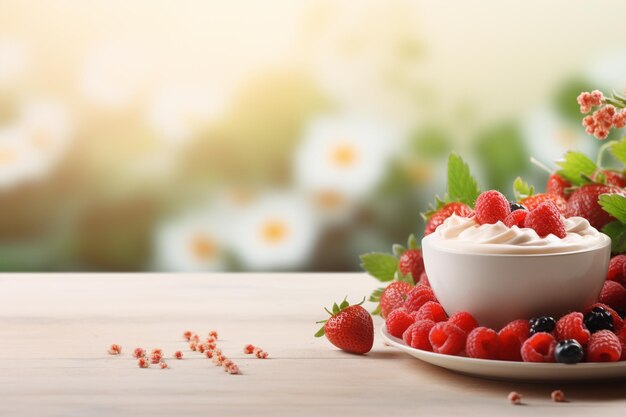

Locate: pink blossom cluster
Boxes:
[577,90,604,114]
[582,105,626,140]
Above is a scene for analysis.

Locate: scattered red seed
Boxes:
[133,348,145,358]
[223,358,234,368]
[508,391,522,405]
[189,342,197,351]
[137,358,149,368]
[228,364,240,374]
[151,348,163,356]
[209,330,218,339]
[254,347,269,359]
[244,344,255,354]
[551,390,566,402]
[174,351,183,359]
[149,353,162,364]
[205,350,214,359]
[159,361,169,369]
[206,342,216,350]
[108,344,122,355]
[183,331,192,341]
[191,334,200,343]
[207,336,216,344]
[197,344,206,353]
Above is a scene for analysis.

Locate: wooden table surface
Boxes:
[1,273,626,416]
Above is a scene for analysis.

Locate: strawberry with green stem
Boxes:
[314,297,374,354]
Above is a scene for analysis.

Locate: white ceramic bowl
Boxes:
[421,236,611,329]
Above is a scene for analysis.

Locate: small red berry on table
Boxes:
[244,344,255,354]
[107,344,122,355]
[551,390,566,402]
[174,351,183,359]
[132,347,145,358]
[508,391,522,405]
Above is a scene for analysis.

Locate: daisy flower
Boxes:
[294,115,397,199]
[231,193,319,270]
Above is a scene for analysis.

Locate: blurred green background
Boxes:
[0,0,625,271]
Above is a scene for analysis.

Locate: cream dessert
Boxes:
[425,214,610,254]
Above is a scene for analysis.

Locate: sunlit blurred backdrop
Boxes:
[1,0,626,271]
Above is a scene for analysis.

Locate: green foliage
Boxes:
[513,176,535,201]
[447,153,481,207]
[359,253,398,282]
[411,125,452,159]
[602,221,626,253]
[556,151,597,185]
[599,194,626,223]
[553,77,596,123]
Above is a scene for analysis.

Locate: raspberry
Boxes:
[598,280,626,311]
[403,285,437,313]
[107,344,122,355]
[183,331,192,341]
[412,301,448,323]
[385,308,415,338]
[616,326,626,360]
[497,319,530,361]
[133,348,146,358]
[555,312,590,346]
[587,330,622,362]
[521,332,556,362]
[448,311,479,334]
[466,327,500,359]
[607,255,626,283]
[403,320,436,351]
[244,344,255,354]
[586,303,623,332]
[521,193,568,215]
[524,201,566,238]
[398,249,425,283]
[137,358,149,368]
[174,351,183,359]
[475,190,511,225]
[429,322,467,355]
[504,210,528,228]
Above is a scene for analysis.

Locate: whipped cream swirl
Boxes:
[425,214,610,254]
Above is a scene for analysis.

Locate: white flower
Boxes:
[0,98,72,189]
[79,40,148,108]
[232,193,319,270]
[146,84,228,146]
[0,38,29,87]
[522,107,594,163]
[154,209,229,272]
[294,115,397,199]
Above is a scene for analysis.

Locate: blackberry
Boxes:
[529,316,556,335]
[554,339,584,364]
[509,202,527,212]
[583,306,614,333]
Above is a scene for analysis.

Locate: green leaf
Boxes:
[407,234,418,250]
[610,139,626,166]
[602,221,626,253]
[513,176,535,201]
[368,287,385,303]
[314,326,325,337]
[360,253,398,282]
[447,153,481,207]
[332,303,340,314]
[371,304,382,316]
[392,244,406,257]
[395,270,414,284]
[339,297,349,310]
[599,194,626,223]
[556,151,597,186]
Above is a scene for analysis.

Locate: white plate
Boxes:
[381,325,626,382]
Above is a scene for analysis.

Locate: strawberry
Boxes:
[504,209,528,228]
[475,190,510,225]
[423,202,473,236]
[524,201,566,238]
[567,184,626,230]
[520,193,568,216]
[594,170,626,188]
[398,249,425,282]
[546,173,571,200]
[315,298,374,354]
[379,281,413,318]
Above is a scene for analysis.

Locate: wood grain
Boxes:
[1,273,625,416]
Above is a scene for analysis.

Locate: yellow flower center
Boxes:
[189,234,218,261]
[330,143,358,167]
[260,219,289,244]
